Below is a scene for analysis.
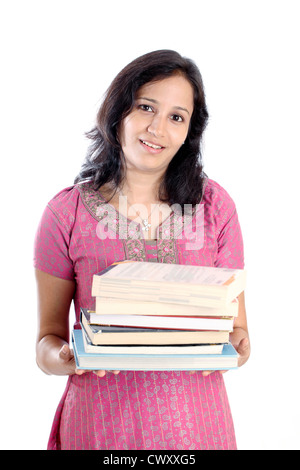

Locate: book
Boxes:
[95,297,239,317]
[72,329,238,371]
[85,311,234,331]
[81,328,224,355]
[81,308,230,345]
[92,261,246,308]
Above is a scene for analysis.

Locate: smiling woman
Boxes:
[34,49,250,450]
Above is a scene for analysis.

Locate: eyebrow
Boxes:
[138,96,191,115]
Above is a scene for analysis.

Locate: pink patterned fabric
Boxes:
[34,178,244,450]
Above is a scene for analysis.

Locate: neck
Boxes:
[120,171,163,204]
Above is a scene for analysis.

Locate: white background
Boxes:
[1,0,299,450]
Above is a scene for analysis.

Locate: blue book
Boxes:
[72,329,238,371]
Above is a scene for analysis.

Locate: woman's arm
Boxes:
[35,269,120,377]
[35,269,77,375]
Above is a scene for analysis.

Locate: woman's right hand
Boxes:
[58,343,120,378]
[58,343,78,375]
[35,270,120,378]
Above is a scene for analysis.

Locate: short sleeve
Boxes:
[215,205,244,269]
[33,205,74,280]
[202,179,244,270]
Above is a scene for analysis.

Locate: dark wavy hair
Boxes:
[74,50,209,206]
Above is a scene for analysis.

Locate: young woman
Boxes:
[34,50,250,450]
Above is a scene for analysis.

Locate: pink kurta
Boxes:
[34,178,244,450]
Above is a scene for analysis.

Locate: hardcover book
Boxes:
[72,329,238,371]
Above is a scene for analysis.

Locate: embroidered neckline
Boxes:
[76,180,207,264]
[77,181,176,241]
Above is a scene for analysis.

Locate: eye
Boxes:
[138,104,154,112]
[171,114,184,122]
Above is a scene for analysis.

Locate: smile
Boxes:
[140,140,164,150]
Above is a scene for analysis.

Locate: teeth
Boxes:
[142,140,162,149]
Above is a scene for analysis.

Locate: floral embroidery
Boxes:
[123,239,146,261]
[78,181,180,264]
[78,182,208,265]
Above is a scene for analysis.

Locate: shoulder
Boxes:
[47,184,82,233]
[202,178,236,215]
[48,184,81,207]
[202,178,236,208]
[47,180,99,230]
[201,178,238,231]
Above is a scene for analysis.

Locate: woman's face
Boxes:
[119,74,194,176]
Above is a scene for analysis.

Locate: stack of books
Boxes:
[72,261,246,372]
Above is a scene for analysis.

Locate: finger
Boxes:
[202,370,213,376]
[93,370,107,377]
[92,370,121,377]
[202,370,227,376]
[59,344,73,361]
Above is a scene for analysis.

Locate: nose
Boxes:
[147,113,165,137]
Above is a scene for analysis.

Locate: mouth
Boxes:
[139,139,165,152]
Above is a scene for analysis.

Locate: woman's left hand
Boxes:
[234,336,250,368]
[200,328,250,377]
